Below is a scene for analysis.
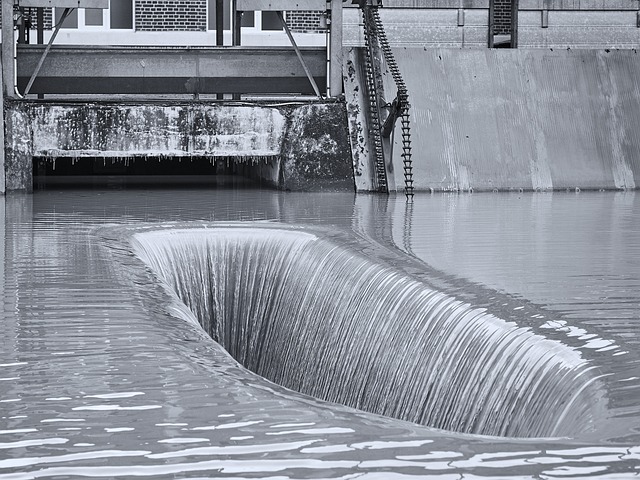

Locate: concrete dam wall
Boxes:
[356,47,640,192]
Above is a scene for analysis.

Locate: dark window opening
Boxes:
[261,11,283,31]
[110,0,133,29]
[241,11,255,27]
[55,8,78,29]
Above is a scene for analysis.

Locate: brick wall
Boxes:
[493,0,513,35]
[136,0,206,31]
[287,10,326,33]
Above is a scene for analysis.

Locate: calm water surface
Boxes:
[1,186,639,478]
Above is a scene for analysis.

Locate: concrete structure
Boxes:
[3,100,353,192]
[344,47,640,192]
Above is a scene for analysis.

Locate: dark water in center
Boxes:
[1,186,639,478]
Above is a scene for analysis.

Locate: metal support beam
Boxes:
[488,0,495,47]
[232,1,242,46]
[511,0,519,47]
[236,0,325,11]
[17,45,327,95]
[277,11,322,99]
[36,7,44,44]
[329,0,343,97]
[232,1,242,100]
[216,0,224,46]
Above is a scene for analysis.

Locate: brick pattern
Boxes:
[136,0,206,31]
[287,10,326,33]
[493,0,513,35]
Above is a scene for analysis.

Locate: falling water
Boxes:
[131,225,605,439]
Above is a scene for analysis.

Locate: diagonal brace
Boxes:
[24,7,73,97]
[276,11,322,99]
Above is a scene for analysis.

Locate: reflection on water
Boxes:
[0,187,639,478]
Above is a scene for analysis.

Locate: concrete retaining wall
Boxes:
[2,101,354,193]
[346,47,640,192]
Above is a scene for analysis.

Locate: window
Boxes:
[110,0,133,29]
[85,9,103,26]
[55,0,132,30]
[261,11,283,31]
[207,0,282,32]
[55,8,78,29]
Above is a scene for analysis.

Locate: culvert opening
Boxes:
[131,226,607,439]
[33,156,280,189]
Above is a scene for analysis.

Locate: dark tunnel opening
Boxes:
[33,156,281,190]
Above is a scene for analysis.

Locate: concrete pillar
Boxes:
[1,47,5,194]
[2,0,15,98]
[329,0,343,97]
[3,105,33,192]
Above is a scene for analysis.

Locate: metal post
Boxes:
[488,0,495,48]
[511,0,519,48]
[36,6,44,98]
[232,1,241,99]
[328,0,343,97]
[216,0,224,46]
[232,1,241,46]
[216,0,224,98]
[37,7,43,44]
[2,0,16,98]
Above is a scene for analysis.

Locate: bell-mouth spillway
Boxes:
[129,224,607,440]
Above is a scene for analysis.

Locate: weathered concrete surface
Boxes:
[343,48,377,192]
[0,56,5,194]
[4,105,33,193]
[344,4,640,51]
[3,101,353,192]
[358,47,640,192]
[24,103,287,158]
[519,10,640,49]
[343,8,489,49]
[280,104,354,192]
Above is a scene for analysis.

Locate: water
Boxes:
[1,186,640,478]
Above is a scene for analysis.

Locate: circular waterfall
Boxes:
[131,226,606,439]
